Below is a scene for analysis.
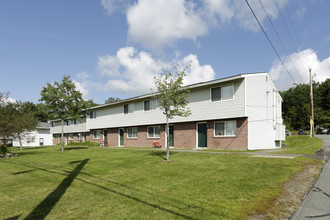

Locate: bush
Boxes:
[0,145,9,154]
[67,141,99,147]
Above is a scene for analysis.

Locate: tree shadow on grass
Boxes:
[61,147,88,151]
[24,159,89,220]
[149,151,177,160]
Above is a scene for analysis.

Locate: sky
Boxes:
[0,0,329,104]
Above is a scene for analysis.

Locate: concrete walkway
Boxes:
[292,135,330,220]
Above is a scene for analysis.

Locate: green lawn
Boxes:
[0,146,322,219]
[278,136,323,155]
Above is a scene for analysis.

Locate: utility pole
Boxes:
[309,68,314,137]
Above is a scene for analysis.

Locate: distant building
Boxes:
[50,72,285,150]
[12,122,53,147]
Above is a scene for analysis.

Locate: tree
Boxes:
[0,93,38,150]
[281,79,330,131]
[153,65,191,161]
[104,97,121,104]
[39,75,87,152]
[15,102,39,150]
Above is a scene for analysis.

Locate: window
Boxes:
[127,127,138,138]
[148,126,160,138]
[27,136,35,143]
[124,104,134,114]
[93,130,101,139]
[69,134,74,140]
[144,100,157,111]
[77,133,81,141]
[90,111,96,119]
[211,84,234,101]
[74,119,80,125]
[51,122,54,127]
[214,121,236,137]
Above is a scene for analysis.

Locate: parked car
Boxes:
[298,129,306,135]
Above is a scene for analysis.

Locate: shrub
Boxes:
[0,145,9,154]
[67,141,99,147]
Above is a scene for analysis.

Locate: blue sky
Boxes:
[0,0,329,104]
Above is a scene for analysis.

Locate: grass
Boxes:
[0,145,322,219]
[277,136,323,155]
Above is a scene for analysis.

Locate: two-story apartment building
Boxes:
[50,72,285,150]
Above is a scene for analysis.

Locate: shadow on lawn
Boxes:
[2,160,205,219]
[149,151,177,160]
[24,159,89,220]
[61,147,88,151]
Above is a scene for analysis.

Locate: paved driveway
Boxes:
[291,135,330,219]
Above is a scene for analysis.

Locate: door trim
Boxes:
[118,128,124,147]
[196,122,207,149]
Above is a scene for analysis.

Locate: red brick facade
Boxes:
[53,117,248,150]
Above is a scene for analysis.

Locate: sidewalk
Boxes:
[291,135,330,219]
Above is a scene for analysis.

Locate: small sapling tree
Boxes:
[153,65,191,161]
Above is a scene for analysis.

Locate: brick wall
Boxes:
[207,117,248,150]
[52,117,248,149]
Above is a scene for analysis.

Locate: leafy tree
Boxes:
[15,102,39,150]
[104,97,121,104]
[0,93,38,150]
[153,65,191,161]
[39,75,87,152]
[85,99,99,108]
[281,79,330,131]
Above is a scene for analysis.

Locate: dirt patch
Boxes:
[250,163,323,220]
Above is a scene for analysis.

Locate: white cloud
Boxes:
[94,47,215,95]
[5,97,16,103]
[124,0,288,50]
[127,0,208,51]
[269,49,330,91]
[73,73,90,100]
[295,5,307,19]
[100,0,127,15]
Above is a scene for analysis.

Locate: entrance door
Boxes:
[103,130,108,146]
[119,129,124,146]
[169,125,174,147]
[83,133,86,142]
[197,123,207,148]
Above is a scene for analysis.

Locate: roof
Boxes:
[36,122,50,129]
[89,72,268,110]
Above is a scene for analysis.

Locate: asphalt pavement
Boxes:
[291,135,330,220]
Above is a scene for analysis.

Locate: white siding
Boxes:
[87,79,246,129]
[13,129,53,147]
[50,118,89,134]
[246,74,284,149]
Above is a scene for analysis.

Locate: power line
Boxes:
[274,0,307,82]
[283,0,302,48]
[258,0,304,83]
[244,0,296,83]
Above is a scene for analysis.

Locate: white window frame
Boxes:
[144,99,157,111]
[124,103,134,114]
[93,130,101,139]
[210,83,234,102]
[214,120,237,137]
[90,111,96,119]
[69,133,74,140]
[147,126,161,138]
[127,127,138,139]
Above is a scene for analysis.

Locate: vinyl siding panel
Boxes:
[246,75,283,149]
[50,118,89,134]
[87,79,246,130]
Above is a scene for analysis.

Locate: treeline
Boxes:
[280,78,330,130]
